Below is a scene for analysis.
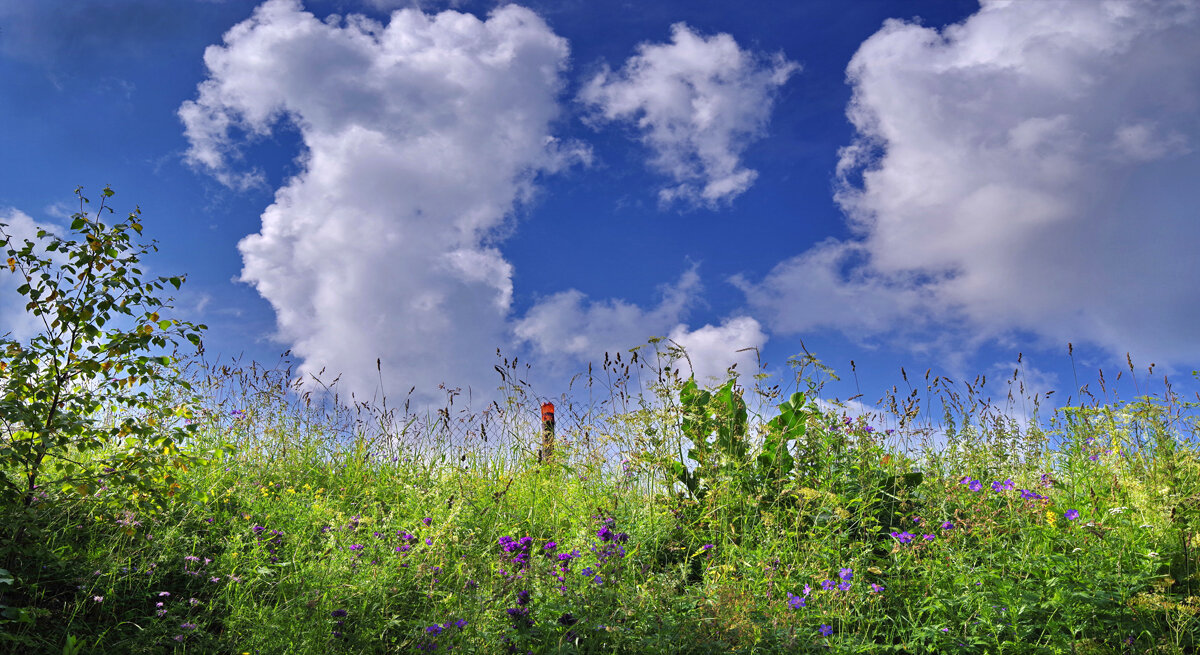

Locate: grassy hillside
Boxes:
[2,350,1199,654]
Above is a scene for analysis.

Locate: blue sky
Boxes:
[2,0,1198,429]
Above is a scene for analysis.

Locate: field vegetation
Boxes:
[2,189,1199,654]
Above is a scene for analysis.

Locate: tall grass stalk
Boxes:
[2,347,1199,654]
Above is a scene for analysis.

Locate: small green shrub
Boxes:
[1,186,215,554]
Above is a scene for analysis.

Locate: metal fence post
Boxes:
[540,402,555,464]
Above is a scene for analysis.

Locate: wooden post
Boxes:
[540,402,555,464]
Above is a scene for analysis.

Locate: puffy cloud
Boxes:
[180,0,585,403]
[515,268,766,384]
[732,239,937,339]
[667,316,766,385]
[740,0,1200,369]
[0,209,68,343]
[0,210,58,342]
[579,23,798,207]
[514,268,699,361]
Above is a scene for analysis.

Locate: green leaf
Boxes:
[0,187,205,513]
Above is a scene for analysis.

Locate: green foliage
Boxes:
[756,391,805,485]
[671,377,749,500]
[0,567,35,648]
[672,378,844,501]
[0,186,213,523]
[0,225,1197,652]
[2,356,1199,653]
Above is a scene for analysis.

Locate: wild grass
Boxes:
[2,346,1199,654]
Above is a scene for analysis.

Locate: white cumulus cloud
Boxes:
[739,0,1200,370]
[179,0,586,404]
[515,268,767,385]
[0,209,59,342]
[666,316,766,385]
[579,23,798,207]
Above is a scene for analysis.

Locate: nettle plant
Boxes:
[0,186,213,518]
[671,378,832,501]
[669,376,926,546]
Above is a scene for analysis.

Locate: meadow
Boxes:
[2,343,1199,655]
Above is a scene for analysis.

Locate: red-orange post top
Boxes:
[541,402,555,423]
